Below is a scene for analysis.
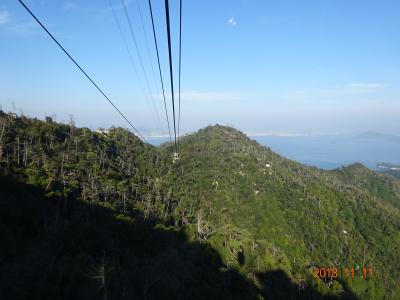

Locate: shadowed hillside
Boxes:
[0,174,359,300]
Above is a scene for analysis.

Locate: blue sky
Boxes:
[0,0,399,137]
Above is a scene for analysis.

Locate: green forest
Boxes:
[0,111,399,299]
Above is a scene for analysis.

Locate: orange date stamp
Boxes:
[313,267,374,280]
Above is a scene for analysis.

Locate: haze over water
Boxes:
[149,132,400,170]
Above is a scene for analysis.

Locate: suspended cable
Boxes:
[177,0,182,151]
[108,0,161,138]
[135,0,159,92]
[121,0,165,135]
[17,0,146,142]
[135,0,172,144]
[164,0,178,153]
[147,0,172,144]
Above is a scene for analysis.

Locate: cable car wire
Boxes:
[135,0,159,92]
[177,0,182,151]
[17,0,146,142]
[108,0,157,133]
[121,0,165,135]
[164,0,178,153]
[147,0,172,143]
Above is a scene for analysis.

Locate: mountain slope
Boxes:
[160,125,400,299]
[0,173,264,300]
[1,113,399,299]
[332,163,400,208]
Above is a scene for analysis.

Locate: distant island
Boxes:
[377,162,400,179]
[377,162,400,170]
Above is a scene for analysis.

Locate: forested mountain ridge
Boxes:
[160,125,400,299]
[0,112,399,299]
[332,163,400,208]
